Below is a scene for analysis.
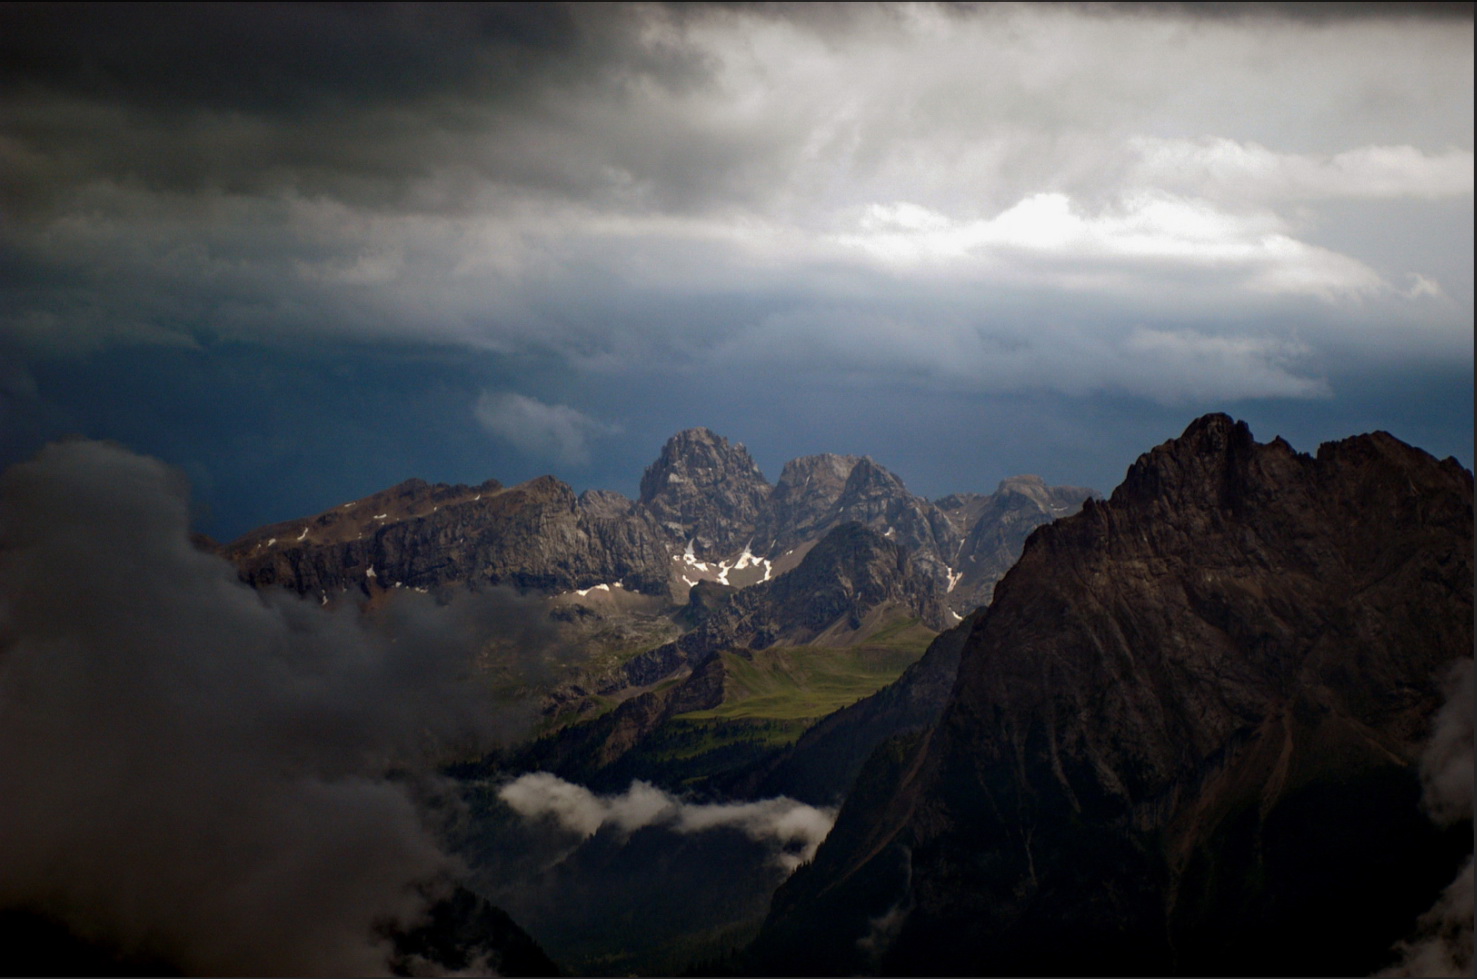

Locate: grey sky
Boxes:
[1,3,1471,536]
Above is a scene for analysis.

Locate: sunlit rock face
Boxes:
[638,427,773,558]
[751,414,1474,977]
[225,474,674,599]
[224,426,1095,623]
[944,473,1099,607]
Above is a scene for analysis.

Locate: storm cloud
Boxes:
[0,439,507,974]
[0,3,1470,538]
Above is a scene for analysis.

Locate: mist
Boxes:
[499,771,836,871]
[1380,658,1475,978]
[445,772,836,972]
[0,440,514,975]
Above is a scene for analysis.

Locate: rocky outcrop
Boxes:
[749,415,1474,976]
[576,487,635,520]
[637,428,772,556]
[512,651,730,783]
[226,474,673,599]
[387,886,560,977]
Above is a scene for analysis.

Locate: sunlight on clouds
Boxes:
[498,772,836,872]
[837,192,1386,301]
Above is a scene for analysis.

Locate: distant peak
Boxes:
[1176,413,1251,452]
[662,427,725,449]
[841,456,908,495]
[994,474,1047,494]
[776,453,862,486]
[643,428,764,481]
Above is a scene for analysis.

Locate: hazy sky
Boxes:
[2,2,1471,539]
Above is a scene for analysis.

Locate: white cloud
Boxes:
[836,192,1388,301]
[473,391,617,466]
[498,772,836,871]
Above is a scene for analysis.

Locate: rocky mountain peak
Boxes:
[772,453,861,498]
[991,473,1053,507]
[759,454,863,553]
[1112,412,1266,506]
[638,428,772,555]
[576,488,633,519]
[835,456,909,508]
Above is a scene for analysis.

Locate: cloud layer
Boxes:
[1380,658,1475,978]
[0,4,1470,538]
[3,5,1469,389]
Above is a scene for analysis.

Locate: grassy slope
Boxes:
[517,614,938,794]
[678,631,932,724]
[659,616,938,760]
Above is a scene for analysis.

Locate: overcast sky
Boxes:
[2,2,1471,539]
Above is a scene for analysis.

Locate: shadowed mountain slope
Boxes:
[748,414,1474,977]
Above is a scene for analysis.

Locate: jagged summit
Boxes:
[638,428,772,555]
[225,425,1097,617]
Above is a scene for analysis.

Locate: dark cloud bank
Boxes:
[0,439,510,974]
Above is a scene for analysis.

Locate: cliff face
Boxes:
[751,415,1474,976]
[225,474,673,599]
[758,454,862,555]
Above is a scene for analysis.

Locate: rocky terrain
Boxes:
[220,427,1097,797]
[747,414,1475,976]
[226,474,675,601]
[512,522,945,791]
[225,427,1095,620]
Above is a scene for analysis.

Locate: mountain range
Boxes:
[212,416,1472,976]
[225,427,1095,622]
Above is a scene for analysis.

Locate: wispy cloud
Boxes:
[473,392,618,466]
[498,772,836,871]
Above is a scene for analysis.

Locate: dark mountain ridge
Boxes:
[748,414,1474,976]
